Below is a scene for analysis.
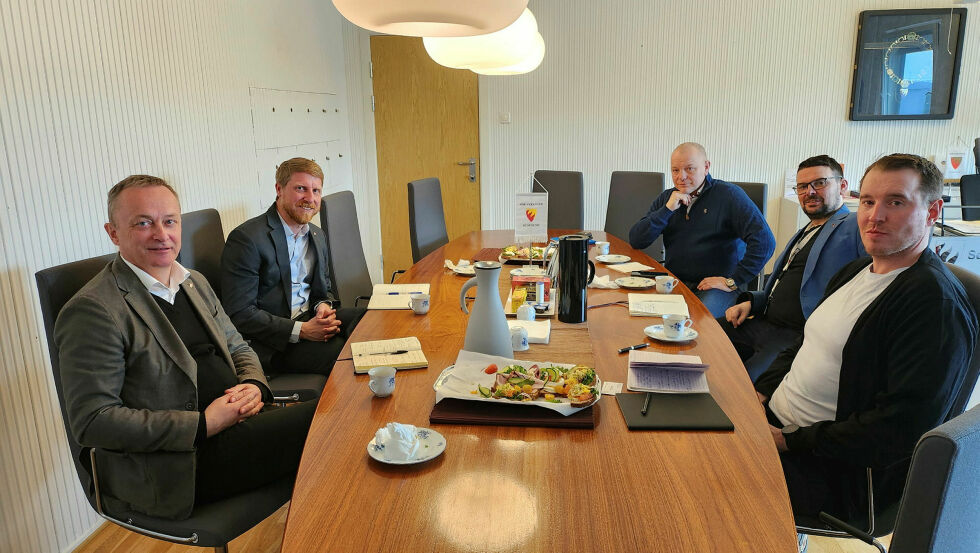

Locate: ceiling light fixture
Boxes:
[332,0,527,37]
[422,9,545,75]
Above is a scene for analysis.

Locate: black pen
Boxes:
[641,392,652,416]
[618,343,649,354]
[354,350,409,356]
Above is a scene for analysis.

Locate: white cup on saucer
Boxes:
[595,241,610,255]
[510,326,529,351]
[368,366,396,397]
[655,275,678,294]
[662,314,694,338]
[409,293,430,314]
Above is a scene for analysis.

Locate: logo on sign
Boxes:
[525,208,537,222]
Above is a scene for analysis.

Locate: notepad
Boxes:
[366,284,431,310]
[607,262,656,274]
[627,350,709,393]
[616,393,733,431]
[350,337,428,373]
[627,293,689,317]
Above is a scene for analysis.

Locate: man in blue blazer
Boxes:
[720,155,866,380]
[222,158,364,376]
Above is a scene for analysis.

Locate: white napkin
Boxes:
[588,275,619,289]
[507,319,551,344]
[374,422,420,461]
[445,259,474,274]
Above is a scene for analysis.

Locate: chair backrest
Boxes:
[604,171,666,261]
[533,170,584,230]
[889,405,980,553]
[320,191,373,306]
[407,177,449,263]
[177,208,225,299]
[945,263,980,416]
[959,174,980,221]
[35,253,117,508]
[732,181,767,217]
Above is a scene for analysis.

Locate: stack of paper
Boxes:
[350,337,428,373]
[366,283,431,310]
[627,350,709,393]
[627,293,689,317]
[607,262,656,274]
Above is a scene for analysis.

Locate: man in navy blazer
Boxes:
[222,158,364,376]
[720,155,866,380]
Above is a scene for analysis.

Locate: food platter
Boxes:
[498,245,548,264]
[433,351,602,415]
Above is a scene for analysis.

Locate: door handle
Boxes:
[457,158,476,182]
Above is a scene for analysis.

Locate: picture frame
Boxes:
[849,8,967,121]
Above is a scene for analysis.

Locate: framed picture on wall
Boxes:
[849,8,967,121]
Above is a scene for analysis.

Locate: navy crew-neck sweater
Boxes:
[628,174,775,285]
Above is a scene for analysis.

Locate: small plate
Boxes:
[596,254,631,264]
[367,427,446,465]
[510,267,546,277]
[452,265,475,276]
[614,276,655,290]
[644,324,699,343]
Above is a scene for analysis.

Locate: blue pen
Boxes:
[387,291,423,295]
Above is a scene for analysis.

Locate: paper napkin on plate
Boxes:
[588,275,618,289]
[374,422,420,461]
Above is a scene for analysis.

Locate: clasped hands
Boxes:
[299,302,342,342]
[205,383,263,437]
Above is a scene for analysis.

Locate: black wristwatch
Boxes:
[781,424,799,435]
[725,278,737,291]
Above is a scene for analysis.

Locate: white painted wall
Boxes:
[0,1,372,551]
[479,0,980,242]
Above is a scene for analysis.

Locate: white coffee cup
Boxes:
[595,241,610,255]
[409,293,430,314]
[516,302,536,321]
[662,314,694,338]
[510,326,529,351]
[368,366,396,397]
[655,275,678,294]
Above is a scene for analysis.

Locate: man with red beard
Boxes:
[222,158,364,377]
[754,154,977,547]
[720,155,865,380]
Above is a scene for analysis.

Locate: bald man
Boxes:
[629,142,775,316]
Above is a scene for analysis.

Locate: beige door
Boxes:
[371,35,481,277]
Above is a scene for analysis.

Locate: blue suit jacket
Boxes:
[745,206,866,318]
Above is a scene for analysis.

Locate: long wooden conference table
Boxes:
[281,230,797,552]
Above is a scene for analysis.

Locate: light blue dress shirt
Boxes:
[278,213,316,342]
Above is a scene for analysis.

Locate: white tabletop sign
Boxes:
[515,192,548,243]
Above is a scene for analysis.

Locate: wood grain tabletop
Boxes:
[281,230,797,553]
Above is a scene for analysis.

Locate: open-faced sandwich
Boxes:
[500,245,546,260]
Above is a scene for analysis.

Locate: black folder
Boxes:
[616,392,734,431]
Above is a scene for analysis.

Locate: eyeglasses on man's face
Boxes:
[794,176,841,194]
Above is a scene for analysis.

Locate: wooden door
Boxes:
[371,35,481,278]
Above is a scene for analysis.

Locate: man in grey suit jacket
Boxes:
[720,155,866,380]
[55,176,314,520]
[221,157,364,376]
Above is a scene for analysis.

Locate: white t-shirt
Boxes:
[769,264,908,427]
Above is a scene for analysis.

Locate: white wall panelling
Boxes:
[480,0,980,253]
[0,1,363,551]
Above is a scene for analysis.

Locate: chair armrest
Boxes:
[818,512,886,553]
[272,393,300,404]
[390,270,406,283]
[353,295,370,307]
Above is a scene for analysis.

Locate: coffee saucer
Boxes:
[596,254,631,264]
[367,427,446,465]
[614,276,655,289]
[644,324,698,343]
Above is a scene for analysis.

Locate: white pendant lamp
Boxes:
[422,9,542,72]
[332,0,527,37]
[472,32,545,75]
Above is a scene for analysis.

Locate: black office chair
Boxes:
[796,263,980,548]
[533,170,584,230]
[604,171,666,261]
[180,209,324,402]
[320,191,373,307]
[733,181,768,290]
[959,174,980,221]
[407,177,450,263]
[819,406,980,553]
[35,255,292,553]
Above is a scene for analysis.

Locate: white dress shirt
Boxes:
[121,257,191,305]
[278,212,317,342]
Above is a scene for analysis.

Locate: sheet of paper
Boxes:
[608,262,656,274]
[627,368,709,394]
[367,284,431,310]
[628,293,689,317]
[351,337,422,356]
[601,381,623,395]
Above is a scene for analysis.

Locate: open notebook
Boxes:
[627,293,689,317]
[366,284,431,310]
[350,337,428,374]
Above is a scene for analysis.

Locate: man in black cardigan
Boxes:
[755,154,978,527]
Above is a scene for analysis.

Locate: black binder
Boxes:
[616,392,734,431]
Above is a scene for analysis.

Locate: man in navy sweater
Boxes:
[629,142,775,316]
